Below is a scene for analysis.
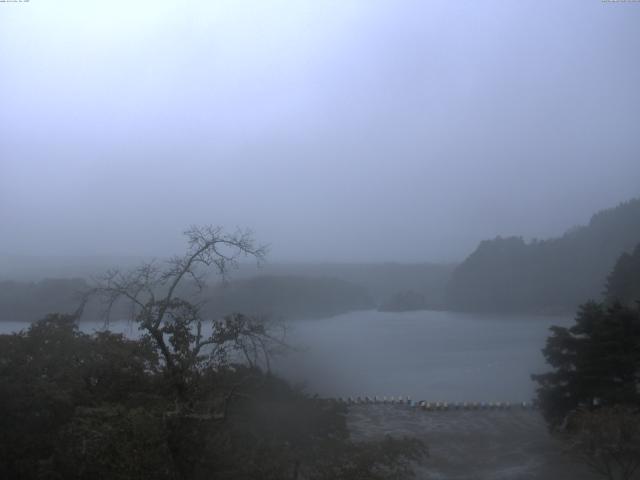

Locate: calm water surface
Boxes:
[273,310,572,403]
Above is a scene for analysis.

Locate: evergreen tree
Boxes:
[532,301,640,427]
[606,243,640,308]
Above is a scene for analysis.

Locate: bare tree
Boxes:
[566,407,640,480]
[84,226,286,400]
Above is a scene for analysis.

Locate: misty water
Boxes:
[274,310,572,404]
[1,310,571,404]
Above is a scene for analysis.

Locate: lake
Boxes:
[272,309,572,403]
[1,309,572,404]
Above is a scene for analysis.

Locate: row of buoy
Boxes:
[329,397,537,410]
[415,401,536,411]
[336,396,412,405]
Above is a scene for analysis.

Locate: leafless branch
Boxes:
[83,225,279,401]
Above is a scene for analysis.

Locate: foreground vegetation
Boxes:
[0,315,425,479]
[0,227,425,479]
[533,244,640,480]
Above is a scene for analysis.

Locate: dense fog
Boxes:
[2,1,640,263]
[2,2,640,480]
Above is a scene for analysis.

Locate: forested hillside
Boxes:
[446,198,640,313]
[200,275,373,320]
[0,278,88,322]
[0,276,372,323]
[0,262,452,322]
[211,262,455,307]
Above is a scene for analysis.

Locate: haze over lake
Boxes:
[277,310,572,403]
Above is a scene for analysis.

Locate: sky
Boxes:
[1,0,639,263]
